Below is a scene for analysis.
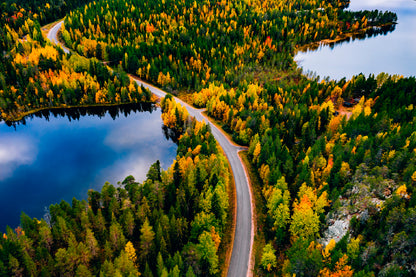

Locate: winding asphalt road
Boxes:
[47,21,70,54]
[47,21,253,277]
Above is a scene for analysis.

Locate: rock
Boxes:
[321,219,350,246]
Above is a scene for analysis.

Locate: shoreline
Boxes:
[1,100,156,124]
[295,22,396,54]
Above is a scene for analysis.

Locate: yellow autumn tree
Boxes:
[261,243,277,272]
[124,241,137,264]
[210,226,221,250]
[289,184,329,240]
[412,171,416,182]
[322,239,336,259]
[252,142,261,164]
[289,194,319,240]
[396,184,410,199]
[328,116,342,133]
[347,236,361,261]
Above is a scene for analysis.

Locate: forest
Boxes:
[1,0,415,276]
[0,0,94,27]
[63,0,367,91]
[0,23,152,122]
[195,73,416,276]
[0,96,231,276]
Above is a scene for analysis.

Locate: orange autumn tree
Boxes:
[319,254,354,277]
[160,94,190,133]
[289,184,329,240]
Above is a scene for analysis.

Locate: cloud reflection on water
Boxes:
[0,136,38,181]
[0,108,177,231]
[104,112,165,148]
[102,111,176,184]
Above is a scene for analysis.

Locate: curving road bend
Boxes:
[47,21,70,54]
[47,21,253,277]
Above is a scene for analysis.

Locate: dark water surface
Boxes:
[0,104,177,231]
[295,0,416,80]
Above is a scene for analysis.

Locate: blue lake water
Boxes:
[0,105,177,231]
[295,0,416,80]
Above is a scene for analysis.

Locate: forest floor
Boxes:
[337,105,353,119]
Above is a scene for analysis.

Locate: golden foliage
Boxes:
[396,184,410,199]
[124,241,137,264]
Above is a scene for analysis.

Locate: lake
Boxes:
[295,0,416,80]
[0,104,177,231]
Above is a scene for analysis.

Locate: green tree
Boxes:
[171,265,180,277]
[39,224,53,251]
[55,247,77,276]
[139,218,155,261]
[196,231,218,275]
[289,194,320,240]
[85,228,99,258]
[147,160,162,182]
[267,186,291,231]
[75,264,93,277]
[87,189,101,214]
[114,250,139,276]
[156,252,165,276]
[185,266,196,277]
[109,221,126,253]
[121,209,135,238]
[99,260,115,277]
[284,239,323,277]
[143,262,153,277]
[8,255,23,277]
[261,243,277,272]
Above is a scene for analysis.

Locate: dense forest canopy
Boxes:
[0,9,153,122]
[1,0,415,276]
[0,0,94,27]
[63,0,395,92]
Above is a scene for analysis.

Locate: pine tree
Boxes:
[125,241,137,264]
[109,221,126,253]
[139,218,155,261]
[156,252,164,276]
